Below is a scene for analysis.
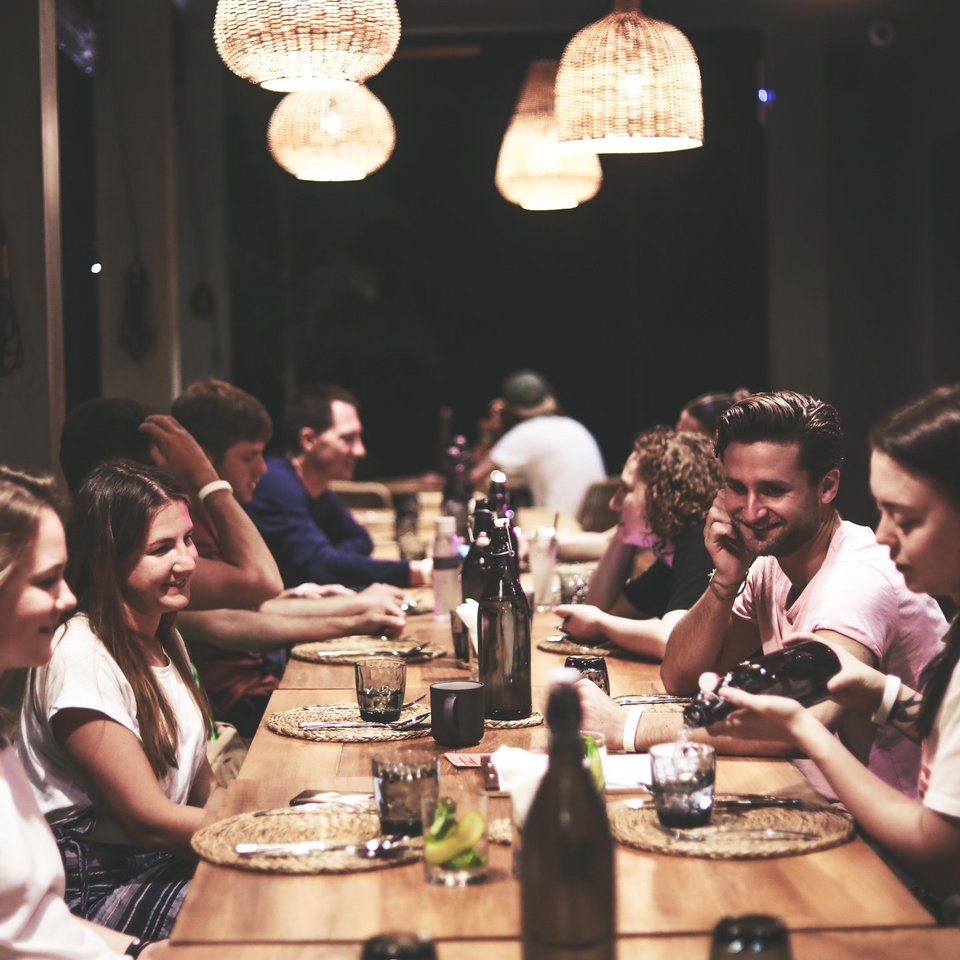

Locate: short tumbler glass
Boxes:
[649,741,716,828]
[421,780,489,886]
[356,657,406,722]
[564,655,610,695]
[372,747,438,837]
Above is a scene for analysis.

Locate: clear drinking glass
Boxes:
[355,657,406,722]
[421,779,489,886]
[527,527,559,612]
[649,741,716,828]
[372,747,438,837]
[564,655,610,695]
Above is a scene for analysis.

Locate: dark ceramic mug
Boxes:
[430,680,485,747]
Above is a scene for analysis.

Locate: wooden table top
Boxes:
[173,598,938,947]
[169,928,960,960]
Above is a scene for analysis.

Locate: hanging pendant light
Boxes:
[214,0,401,91]
[495,60,603,211]
[555,0,703,154]
[268,88,396,181]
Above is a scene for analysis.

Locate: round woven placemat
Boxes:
[485,711,544,729]
[610,801,854,860]
[291,636,445,665]
[192,805,421,874]
[267,704,431,743]
[537,638,647,660]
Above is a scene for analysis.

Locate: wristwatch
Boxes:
[124,938,151,958]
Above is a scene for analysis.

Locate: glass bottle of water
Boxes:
[431,515,461,622]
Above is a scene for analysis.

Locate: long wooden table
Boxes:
[170,606,948,956]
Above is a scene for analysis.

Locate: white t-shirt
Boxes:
[732,520,945,798]
[0,746,124,959]
[490,415,606,515]
[17,614,208,845]
[920,655,960,819]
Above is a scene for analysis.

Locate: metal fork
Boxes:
[298,711,430,731]
[299,694,426,712]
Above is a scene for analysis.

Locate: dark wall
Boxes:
[227,28,767,479]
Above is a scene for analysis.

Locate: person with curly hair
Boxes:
[554,427,721,660]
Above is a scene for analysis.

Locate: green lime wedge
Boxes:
[424,810,486,866]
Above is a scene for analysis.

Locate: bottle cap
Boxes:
[436,515,456,534]
[490,469,507,484]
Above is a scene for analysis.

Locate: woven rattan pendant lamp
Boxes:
[495,60,603,211]
[555,0,703,153]
[214,0,401,91]
[268,88,396,181]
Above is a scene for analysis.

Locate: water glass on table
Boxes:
[372,746,438,837]
[421,779,489,886]
[649,742,716,828]
[527,526,559,611]
[356,657,406,722]
[564,654,610,695]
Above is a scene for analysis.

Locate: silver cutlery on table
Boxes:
[657,825,819,843]
[235,834,414,858]
[298,711,430,731]
[306,643,428,660]
[299,694,426,712]
[626,795,806,811]
[614,694,692,706]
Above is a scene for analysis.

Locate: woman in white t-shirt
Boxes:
[706,384,960,907]
[0,466,165,958]
[17,460,217,942]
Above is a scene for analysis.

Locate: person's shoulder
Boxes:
[827,521,903,583]
[250,457,300,499]
[49,616,121,672]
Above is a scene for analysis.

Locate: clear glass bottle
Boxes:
[683,639,842,728]
[431,515,461,622]
[521,672,615,960]
[477,518,531,720]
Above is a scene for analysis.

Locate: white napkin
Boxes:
[455,599,479,656]
[490,745,547,827]
[490,745,653,825]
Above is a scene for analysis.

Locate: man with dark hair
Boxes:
[469,369,605,515]
[581,390,945,799]
[246,383,429,589]
[58,397,283,611]
[170,379,407,736]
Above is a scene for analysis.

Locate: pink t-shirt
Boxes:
[732,520,946,798]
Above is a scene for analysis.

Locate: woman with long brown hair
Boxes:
[0,465,165,958]
[17,461,217,942]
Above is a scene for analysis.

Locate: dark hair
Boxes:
[63,460,212,776]
[0,467,64,747]
[283,384,360,453]
[680,388,751,436]
[633,427,722,546]
[172,379,272,463]
[870,383,960,740]
[715,390,844,480]
[59,397,158,494]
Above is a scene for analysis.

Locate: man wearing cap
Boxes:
[469,369,606,515]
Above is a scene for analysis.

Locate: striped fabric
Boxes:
[49,807,195,940]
